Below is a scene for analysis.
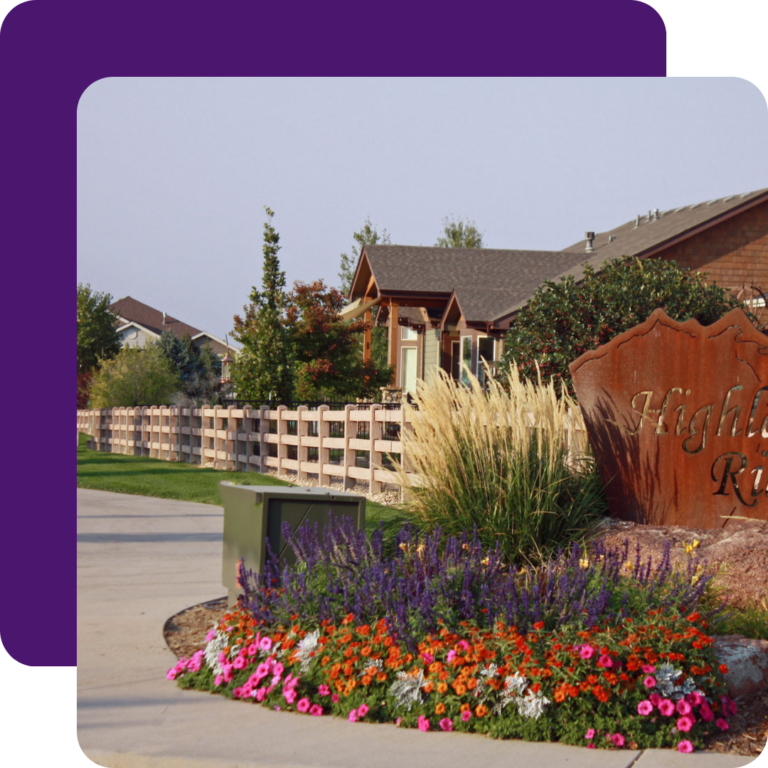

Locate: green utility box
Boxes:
[219,483,366,605]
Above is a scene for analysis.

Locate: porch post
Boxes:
[388,300,399,383]
[363,308,372,363]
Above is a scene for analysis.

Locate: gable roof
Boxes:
[110,296,203,339]
[491,186,768,323]
[361,245,589,324]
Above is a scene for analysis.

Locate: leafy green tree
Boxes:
[90,345,180,407]
[502,257,744,396]
[286,279,394,401]
[232,207,293,403]
[338,217,390,297]
[435,215,484,248]
[77,283,121,373]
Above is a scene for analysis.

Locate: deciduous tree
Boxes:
[435,215,484,248]
[77,283,121,373]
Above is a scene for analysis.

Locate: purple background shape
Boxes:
[0,0,665,667]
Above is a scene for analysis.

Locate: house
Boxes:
[347,187,768,394]
[110,296,238,356]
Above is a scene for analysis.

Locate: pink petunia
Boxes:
[659,699,675,716]
[676,699,692,715]
[641,664,656,674]
[255,687,267,702]
[686,691,704,707]
[166,668,177,680]
[579,645,595,660]
[233,656,246,670]
[611,733,625,747]
[637,700,653,716]
[440,718,453,731]
[677,740,694,753]
[296,698,311,713]
[273,662,284,677]
[418,715,430,732]
[284,688,297,704]
[456,640,470,653]
[349,709,358,722]
[395,717,403,726]
[357,703,369,717]
[310,704,323,716]
[597,654,613,669]
[247,643,259,656]
[587,744,595,750]
[729,700,738,716]
[716,718,729,731]
[318,684,330,696]
[585,728,595,740]
[461,711,472,722]
[643,676,656,688]
[447,650,457,663]
[332,693,340,703]
[214,674,224,686]
[232,687,243,699]
[699,704,714,722]
[259,636,273,651]
[677,715,694,732]
[421,651,434,664]
[649,693,662,707]
[205,628,217,642]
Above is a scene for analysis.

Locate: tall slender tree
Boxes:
[232,207,293,402]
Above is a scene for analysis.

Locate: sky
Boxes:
[77,77,768,342]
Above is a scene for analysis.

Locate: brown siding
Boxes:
[654,200,768,295]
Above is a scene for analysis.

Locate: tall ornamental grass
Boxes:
[393,364,607,565]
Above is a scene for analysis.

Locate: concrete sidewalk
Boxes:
[77,489,759,768]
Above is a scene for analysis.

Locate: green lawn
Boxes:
[77,433,404,529]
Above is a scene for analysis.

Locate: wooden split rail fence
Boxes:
[77,403,587,494]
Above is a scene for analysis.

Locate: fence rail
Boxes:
[77,402,586,494]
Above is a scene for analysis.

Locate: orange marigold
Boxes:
[475,704,488,718]
[361,675,372,686]
[435,702,446,715]
[437,682,448,694]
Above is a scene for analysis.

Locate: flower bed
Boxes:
[168,519,735,751]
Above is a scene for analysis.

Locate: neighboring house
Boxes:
[347,187,768,394]
[110,296,238,356]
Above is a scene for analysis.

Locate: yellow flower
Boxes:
[416,544,426,557]
[624,561,633,572]
[481,557,490,566]
[579,557,590,570]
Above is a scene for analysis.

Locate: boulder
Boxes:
[713,635,768,702]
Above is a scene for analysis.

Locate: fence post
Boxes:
[318,404,330,486]
[368,404,382,494]
[275,404,287,477]
[258,405,270,473]
[296,404,308,482]
[342,404,355,490]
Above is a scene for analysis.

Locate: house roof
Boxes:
[110,296,203,339]
[491,186,768,323]
[361,245,588,324]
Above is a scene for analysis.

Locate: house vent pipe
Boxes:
[634,214,641,228]
[163,312,167,324]
[585,232,595,253]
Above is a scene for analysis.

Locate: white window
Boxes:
[401,347,418,395]
[477,336,496,388]
[401,325,418,341]
[461,337,473,386]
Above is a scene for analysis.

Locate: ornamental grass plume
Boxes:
[392,363,607,565]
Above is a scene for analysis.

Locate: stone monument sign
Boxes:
[570,308,768,528]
